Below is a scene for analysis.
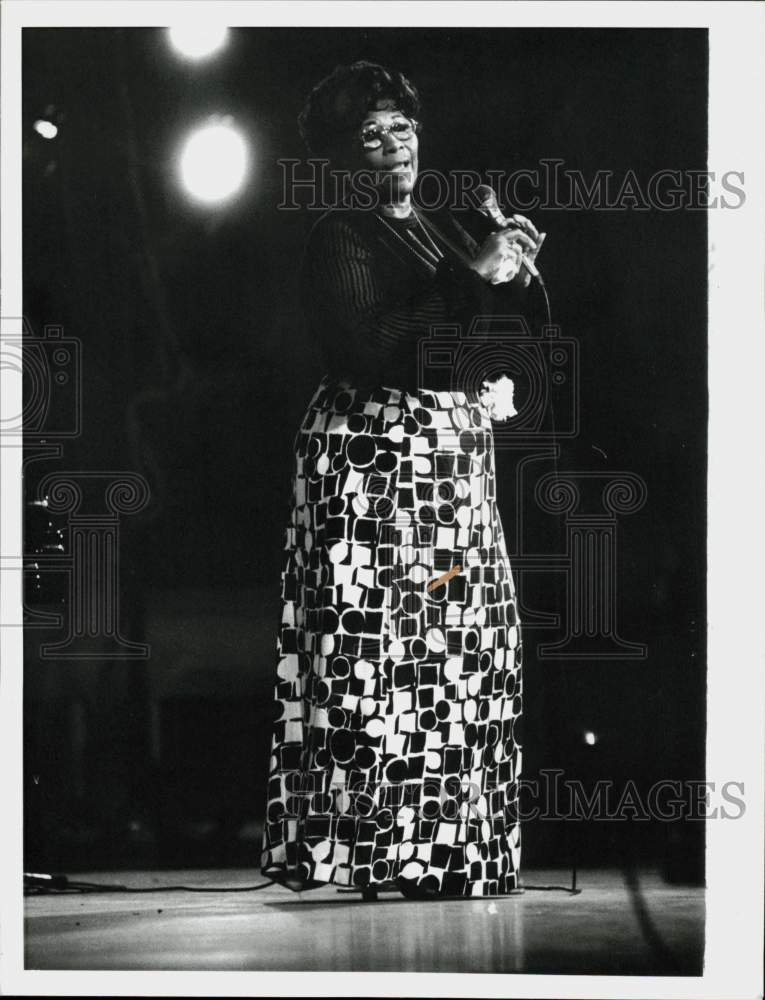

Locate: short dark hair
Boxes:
[298,60,421,159]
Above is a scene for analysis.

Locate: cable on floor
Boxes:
[23,872,277,895]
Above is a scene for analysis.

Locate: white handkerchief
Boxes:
[478,375,517,422]
[489,255,518,285]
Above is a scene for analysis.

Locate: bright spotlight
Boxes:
[167,24,229,61]
[33,119,58,140]
[584,731,597,746]
[178,120,250,205]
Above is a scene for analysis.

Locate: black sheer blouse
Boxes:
[301,206,538,396]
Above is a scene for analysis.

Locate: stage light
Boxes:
[178,120,250,206]
[33,119,58,140]
[584,731,598,746]
[167,24,229,61]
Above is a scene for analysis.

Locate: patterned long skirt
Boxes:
[260,375,523,897]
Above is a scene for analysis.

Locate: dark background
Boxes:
[22,27,707,878]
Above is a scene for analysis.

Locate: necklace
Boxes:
[410,211,444,261]
[375,209,444,273]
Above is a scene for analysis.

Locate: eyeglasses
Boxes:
[357,117,420,150]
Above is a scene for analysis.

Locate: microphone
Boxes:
[474,183,542,280]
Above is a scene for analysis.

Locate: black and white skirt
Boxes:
[260,374,523,896]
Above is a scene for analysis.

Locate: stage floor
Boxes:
[24,866,704,974]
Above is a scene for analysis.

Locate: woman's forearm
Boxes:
[306,221,492,370]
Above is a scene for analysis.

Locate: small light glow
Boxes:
[178,121,250,205]
[33,119,58,140]
[167,24,229,61]
[584,731,597,746]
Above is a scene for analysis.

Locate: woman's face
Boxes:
[352,99,419,199]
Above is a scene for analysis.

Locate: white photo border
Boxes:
[2,2,763,998]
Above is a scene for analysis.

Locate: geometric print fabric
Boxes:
[260,375,523,896]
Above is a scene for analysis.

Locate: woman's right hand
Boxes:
[469,228,536,284]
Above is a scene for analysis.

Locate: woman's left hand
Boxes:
[506,214,546,288]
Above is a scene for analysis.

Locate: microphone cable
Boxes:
[529,239,586,896]
[24,871,277,895]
